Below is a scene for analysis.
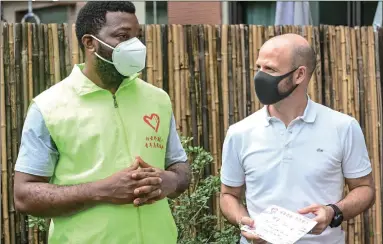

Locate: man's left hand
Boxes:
[131,157,177,206]
[298,204,335,235]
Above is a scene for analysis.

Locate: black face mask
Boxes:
[254,68,298,105]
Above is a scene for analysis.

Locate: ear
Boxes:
[82,34,96,52]
[294,66,307,85]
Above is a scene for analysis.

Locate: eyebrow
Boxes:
[111,26,132,33]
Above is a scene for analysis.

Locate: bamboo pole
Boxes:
[146,25,153,85]
[361,26,373,244]
[14,22,27,243]
[192,25,202,146]
[152,25,158,86]
[232,25,239,123]
[71,24,79,66]
[313,27,322,104]
[249,26,254,112]
[187,26,198,146]
[322,25,332,107]
[207,23,219,217]
[374,29,383,244]
[340,26,348,116]
[168,25,175,110]
[183,26,191,138]
[58,24,66,81]
[43,24,49,90]
[6,23,16,244]
[215,26,224,150]
[156,25,163,90]
[1,22,11,244]
[37,24,45,95]
[221,25,229,133]
[240,24,248,118]
[63,23,71,77]
[31,24,39,97]
[172,25,181,133]
[227,25,234,126]
[48,24,54,87]
[52,24,60,84]
[161,25,168,94]
[367,26,382,243]
[198,24,209,158]
[179,25,187,136]
[351,28,360,123]
[27,23,33,102]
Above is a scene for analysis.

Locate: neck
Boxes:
[82,63,120,94]
[268,92,308,126]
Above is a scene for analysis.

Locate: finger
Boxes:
[127,159,140,170]
[298,204,320,214]
[134,189,162,206]
[241,231,261,241]
[136,157,153,168]
[240,216,255,227]
[134,184,161,195]
[135,176,162,187]
[131,171,160,180]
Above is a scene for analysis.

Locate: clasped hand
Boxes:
[100,156,177,207]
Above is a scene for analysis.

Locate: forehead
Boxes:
[100,11,139,34]
[256,41,292,68]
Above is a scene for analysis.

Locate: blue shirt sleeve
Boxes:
[15,104,187,176]
[164,114,188,168]
[14,103,59,177]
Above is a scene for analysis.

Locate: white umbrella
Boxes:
[373,1,382,31]
[275,1,312,26]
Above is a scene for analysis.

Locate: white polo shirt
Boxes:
[221,98,372,244]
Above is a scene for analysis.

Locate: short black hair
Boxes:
[292,45,317,77]
[75,1,136,50]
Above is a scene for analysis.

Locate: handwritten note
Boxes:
[241,205,317,244]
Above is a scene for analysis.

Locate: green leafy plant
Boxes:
[28,215,48,231]
[169,136,240,244]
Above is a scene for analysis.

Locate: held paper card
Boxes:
[243,205,317,244]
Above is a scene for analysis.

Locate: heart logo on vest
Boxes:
[143,113,160,133]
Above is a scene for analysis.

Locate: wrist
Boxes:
[162,171,178,193]
[91,180,109,203]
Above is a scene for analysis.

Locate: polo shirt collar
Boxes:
[69,64,140,96]
[262,95,316,126]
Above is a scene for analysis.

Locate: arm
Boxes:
[165,162,190,198]
[14,104,162,217]
[14,172,102,218]
[163,113,191,198]
[13,103,100,217]
[219,126,248,224]
[220,184,249,225]
[299,119,375,234]
[335,119,375,220]
[336,173,375,221]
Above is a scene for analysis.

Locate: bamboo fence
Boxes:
[0,23,383,244]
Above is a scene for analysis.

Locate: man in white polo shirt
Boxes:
[219,33,375,244]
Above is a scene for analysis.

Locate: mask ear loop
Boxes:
[89,34,117,65]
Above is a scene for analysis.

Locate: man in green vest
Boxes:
[13,2,191,243]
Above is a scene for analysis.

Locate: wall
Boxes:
[168,2,222,24]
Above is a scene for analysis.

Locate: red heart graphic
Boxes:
[143,113,160,133]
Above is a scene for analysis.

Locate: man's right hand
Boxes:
[240,217,267,244]
[97,159,162,205]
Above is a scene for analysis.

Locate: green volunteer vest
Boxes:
[33,64,177,244]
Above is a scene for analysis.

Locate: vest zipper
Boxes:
[112,94,118,108]
[111,92,143,242]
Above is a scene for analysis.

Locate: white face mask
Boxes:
[91,35,147,77]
